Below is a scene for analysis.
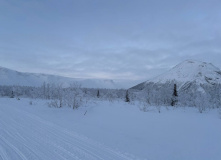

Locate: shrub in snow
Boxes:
[48,100,60,108]
[139,101,149,112]
[156,106,161,113]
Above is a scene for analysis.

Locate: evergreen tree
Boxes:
[173,83,178,97]
[125,90,130,102]
[10,91,14,98]
[42,82,46,99]
[171,84,178,106]
[97,90,100,98]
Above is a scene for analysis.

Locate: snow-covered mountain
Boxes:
[131,60,221,90]
[0,66,122,89]
[130,60,221,108]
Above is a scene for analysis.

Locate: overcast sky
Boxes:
[0,0,221,83]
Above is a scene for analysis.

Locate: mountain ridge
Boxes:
[131,60,221,90]
[0,66,123,89]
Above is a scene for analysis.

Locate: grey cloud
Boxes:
[0,0,221,83]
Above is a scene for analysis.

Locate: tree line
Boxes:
[1,81,220,113]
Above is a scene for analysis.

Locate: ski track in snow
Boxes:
[0,104,136,160]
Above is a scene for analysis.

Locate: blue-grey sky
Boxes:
[0,0,221,82]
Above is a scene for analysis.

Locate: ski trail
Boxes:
[0,117,81,160]
[0,101,138,160]
[0,135,28,160]
[15,109,133,160]
[0,144,9,160]
[21,109,133,160]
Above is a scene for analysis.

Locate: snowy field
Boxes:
[0,98,221,160]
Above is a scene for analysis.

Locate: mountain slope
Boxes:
[0,66,120,89]
[130,60,221,108]
[131,60,221,90]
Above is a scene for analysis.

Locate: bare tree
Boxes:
[194,91,209,113]
[48,83,63,108]
[65,82,83,109]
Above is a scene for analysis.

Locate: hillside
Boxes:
[131,60,221,90]
[0,66,122,89]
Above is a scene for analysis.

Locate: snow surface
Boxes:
[147,60,221,85]
[0,98,221,160]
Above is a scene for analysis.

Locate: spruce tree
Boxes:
[97,90,100,98]
[171,84,178,106]
[125,90,130,102]
[10,91,14,98]
[173,84,178,97]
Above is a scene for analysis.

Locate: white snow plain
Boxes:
[0,98,221,160]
